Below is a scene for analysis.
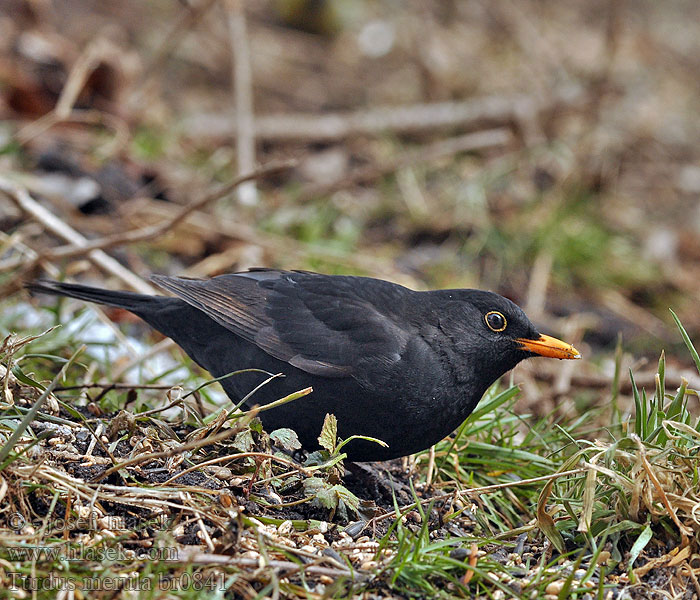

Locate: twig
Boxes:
[0,160,295,274]
[0,177,154,294]
[196,510,216,551]
[425,445,436,488]
[183,84,587,141]
[225,0,258,206]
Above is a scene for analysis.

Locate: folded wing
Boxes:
[151,270,414,379]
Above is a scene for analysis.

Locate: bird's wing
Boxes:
[151,271,413,378]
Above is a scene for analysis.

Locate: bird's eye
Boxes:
[485,311,507,332]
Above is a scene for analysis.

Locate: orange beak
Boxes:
[516,334,581,360]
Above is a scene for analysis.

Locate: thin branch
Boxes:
[0,177,155,294]
[226,0,258,206]
[183,84,587,141]
[0,160,295,275]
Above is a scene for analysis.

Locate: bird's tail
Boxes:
[26,280,159,312]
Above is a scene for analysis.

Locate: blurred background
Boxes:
[1,0,700,412]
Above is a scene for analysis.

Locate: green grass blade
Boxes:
[630,369,642,437]
[670,309,700,374]
[468,385,520,423]
[627,524,652,582]
[611,333,623,428]
[666,378,687,421]
[656,351,665,408]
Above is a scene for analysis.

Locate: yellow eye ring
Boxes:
[485,311,507,332]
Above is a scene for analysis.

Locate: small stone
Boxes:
[87,402,102,416]
[212,467,233,480]
[406,511,421,523]
[277,520,293,535]
[545,581,564,595]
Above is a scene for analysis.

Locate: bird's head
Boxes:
[436,289,580,384]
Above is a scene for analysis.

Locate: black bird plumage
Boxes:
[27,270,580,461]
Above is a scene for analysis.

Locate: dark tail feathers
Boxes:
[26,280,158,312]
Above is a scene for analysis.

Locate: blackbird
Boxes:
[27,270,580,461]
